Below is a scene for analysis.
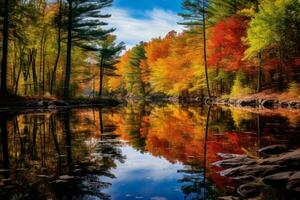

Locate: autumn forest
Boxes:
[1,1,300,200]
[0,0,299,102]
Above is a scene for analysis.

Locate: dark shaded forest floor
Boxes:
[0,95,120,112]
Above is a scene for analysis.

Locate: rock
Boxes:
[16,168,26,172]
[48,104,56,109]
[233,175,256,182]
[263,171,294,187]
[256,98,264,104]
[73,169,83,174]
[280,102,289,108]
[53,100,69,106]
[221,164,283,177]
[2,178,12,184]
[218,196,240,200]
[26,102,36,107]
[0,169,10,173]
[87,166,97,172]
[286,172,300,191]
[289,101,300,109]
[213,155,256,168]
[37,101,45,107]
[217,153,244,159]
[36,174,51,179]
[258,145,289,155]
[289,171,300,181]
[51,179,67,185]
[237,183,260,198]
[59,175,74,180]
[260,148,300,166]
[239,99,257,107]
[228,99,237,105]
[261,99,278,108]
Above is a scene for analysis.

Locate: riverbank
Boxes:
[215,145,300,199]
[0,95,120,111]
[1,90,299,111]
[121,89,300,109]
[213,90,300,109]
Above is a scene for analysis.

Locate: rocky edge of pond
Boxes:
[0,96,120,111]
[213,97,300,109]
[189,96,300,109]
[215,145,300,200]
[124,93,300,109]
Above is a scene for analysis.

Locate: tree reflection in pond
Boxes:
[0,103,300,199]
[0,110,124,199]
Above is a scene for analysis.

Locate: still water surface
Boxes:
[0,103,300,199]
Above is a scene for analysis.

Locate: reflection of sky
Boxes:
[101,145,185,200]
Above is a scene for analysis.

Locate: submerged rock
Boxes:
[213,155,256,168]
[237,183,261,198]
[260,148,300,166]
[221,164,283,177]
[217,153,245,159]
[258,145,289,155]
[286,172,300,191]
[263,171,294,187]
[59,175,75,180]
[261,99,278,108]
[233,175,256,182]
[218,196,240,200]
[289,101,300,109]
[216,147,300,198]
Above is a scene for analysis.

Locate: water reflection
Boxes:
[0,103,300,199]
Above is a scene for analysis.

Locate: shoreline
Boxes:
[0,95,120,113]
[1,94,300,112]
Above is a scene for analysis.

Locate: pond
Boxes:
[0,103,300,199]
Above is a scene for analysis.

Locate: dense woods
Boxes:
[0,0,122,98]
[0,0,300,101]
[109,0,300,100]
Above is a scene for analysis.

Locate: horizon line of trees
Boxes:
[0,0,124,98]
[108,0,300,99]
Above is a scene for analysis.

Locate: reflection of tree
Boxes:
[0,109,127,199]
[126,103,147,151]
[0,115,10,176]
[177,106,214,200]
[61,111,73,173]
[72,109,126,200]
[178,164,206,200]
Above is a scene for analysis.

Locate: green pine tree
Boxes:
[63,0,115,98]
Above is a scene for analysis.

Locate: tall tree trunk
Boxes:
[50,0,62,94]
[1,0,9,95]
[278,45,284,90]
[64,0,73,99]
[257,51,262,92]
[14,47,23,95]
[201,0,211,98]
[31,49,38,94]
[99,56,104,97]
[42,30,47,95]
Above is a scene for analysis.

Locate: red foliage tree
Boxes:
[208,16,248,72]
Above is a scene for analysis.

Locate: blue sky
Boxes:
[107,0,184,49]
[114,0,182,14]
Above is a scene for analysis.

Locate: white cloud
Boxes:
[106,7,184,49]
